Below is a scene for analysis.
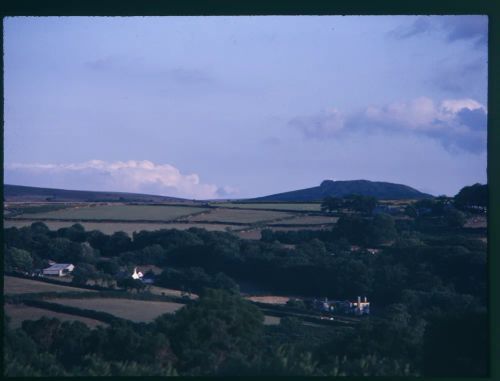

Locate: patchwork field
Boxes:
[246,295,290,305]
[4,303,107,329]
[15,204,208,221]
[185,208,293,224]
[211,203,322,212]
[270,225,329,231]
[3,220,243,235]
[4,276,96,295]
[147,286,198,299]
[267,215,338,226]
[263,315,281,325]
[49,298,186,322]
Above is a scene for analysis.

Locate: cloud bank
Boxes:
[290,97,487,153]
[389,16,488,47]
[5,160,235,200]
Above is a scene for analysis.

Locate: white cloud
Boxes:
[5,160,235,200]
[290,97,487,153]
[364,97,485,132]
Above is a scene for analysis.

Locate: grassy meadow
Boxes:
[185,208,294,224]
[267,215,338,225]
[4,200,340,239]
[46,297,186,322]
[5,303,108,329]
[16,204,208,221]
[4,276,96,295]
[210,202,322,212]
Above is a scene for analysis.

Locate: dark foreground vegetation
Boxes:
[3,184,488,376]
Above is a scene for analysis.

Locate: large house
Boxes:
[312,296,370,316]
[42,263,75,277]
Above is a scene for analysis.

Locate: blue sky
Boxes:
[4,16,488,199]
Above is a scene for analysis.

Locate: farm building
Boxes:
[42,263,75,277]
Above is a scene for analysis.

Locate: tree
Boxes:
[96,258,120,275]
[344,194,378,215]
[321,196,344,213]
[138,244,167,266]
[117,277,146,292]
[422,311,488,376]
[104,231,132,257]
[444,209,466,228]
[5,247,34,272]
[212,272,239,293]
[366,214,397,245]
[30,221,50,235]
[64,224,87,242]
[169,289,264,374]
[86,230,110,251]
[454,183,488,212]
[71,263,98,285]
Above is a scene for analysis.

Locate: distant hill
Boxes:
[3,184,189,203]
[250,180,433,202]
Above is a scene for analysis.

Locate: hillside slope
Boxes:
[3,184,188,203]
[250,180,433,201]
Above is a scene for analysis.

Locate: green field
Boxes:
[48,297,185,322]
[4,276,96,295]
[267,215,338,225]
[15,204,208,221]
[3,220,245,235]
[5,303,107,329]
[185,208,293,224]
[211,202,322,211]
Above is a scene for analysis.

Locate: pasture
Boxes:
[4,303,107,329]
[185,208,293,224]
[4,276,96,295]
[210,202,322,212]
[267,215,338,225]
[3,220,243,235]
[16,204,208,221]
[48,298,186,322]
[246,295,290,305]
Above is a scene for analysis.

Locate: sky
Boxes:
[4,16,488,199]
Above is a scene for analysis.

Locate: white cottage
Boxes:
[131,267,144,280]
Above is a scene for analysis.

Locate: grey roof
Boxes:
[44,263,74,271]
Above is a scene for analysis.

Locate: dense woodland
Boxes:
[3,184,488,376]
